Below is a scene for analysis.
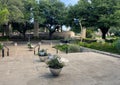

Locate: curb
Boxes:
[81,46,120,58]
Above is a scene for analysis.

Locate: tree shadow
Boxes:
[39,73,62,79]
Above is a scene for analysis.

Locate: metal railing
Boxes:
[34,42,41,55]
[1,44,9,58]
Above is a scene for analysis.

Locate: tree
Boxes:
[11,22,33,38]
[90,0,120,39]
[0,0,25,37]
[33,0,66,39]
[0,8,9,25]
[67,0,120,39]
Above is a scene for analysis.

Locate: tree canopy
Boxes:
[67,0,120,39]
[0,0,120,39]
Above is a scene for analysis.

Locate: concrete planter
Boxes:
[49,68,62,76]
[39,56,48,62]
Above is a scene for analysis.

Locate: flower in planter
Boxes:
[46,55,68,76]
[38,49,48,56]
[27,42,34,49]
[38,49,48,62]
[46,55,68,69]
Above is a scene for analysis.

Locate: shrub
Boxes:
[114,39,120,52]
[46,55,65,69]
[38,49,48,56]
[97,39,105,44]
[27,42,34,49]
[83,38,97,43]
[54,44,69,52]
[0,43,3,50]
[78,42,119,54]
[86,29,93,38]
[105,38,117,43]
[54,44,81,53]
[0,36,9,41]
[68,44,81,53]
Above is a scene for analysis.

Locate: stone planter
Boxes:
[39,56,48,62]
[49,68,62,76]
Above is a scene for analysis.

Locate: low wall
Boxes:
[53,31,75,38]
[39,31,75,38]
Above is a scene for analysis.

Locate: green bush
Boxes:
[105,38,118,43]
[83,38,97,43]
[46,55,64,69]
[0,43,3,50]
[114,39,120,52]
[68,44,81,53]
[86,29,93,38]
[0,36,9,41]
[54,44,81,53]
[78,42,119,54]
[54,44,69,52]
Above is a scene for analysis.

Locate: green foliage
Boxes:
[22,0,35,22]
[33,0,66,25]
[0,8,9,24]
[54,44,81,53]
[46,55,64,69]
[97,39,105,44]
[86,29,93,38]
[54,44,69,52]
[0,43,3,50]
[2,0,24,22]
[38,49,48,56]
[78,42,120,54]
[105,38,117,43]
[67,0,120,39]
[109,27,120,37]
[0,36,9,41]
[114,39,120,52]
[27,42,33,49]
[68,44,81,53]
[83,38,97,43]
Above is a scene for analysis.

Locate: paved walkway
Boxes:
[0,43,120,85]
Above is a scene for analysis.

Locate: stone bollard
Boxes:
[7,49,9,56]
[2,48,4,58]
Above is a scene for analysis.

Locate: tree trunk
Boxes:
[102,33,106,39]
[99,27,109,40]
[49,32,52,40]
[60,25,62,32]
[34,20,39,38]
[2,27,5,36]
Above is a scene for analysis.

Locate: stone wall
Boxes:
[53,31,75,38]
[39,31,75,38]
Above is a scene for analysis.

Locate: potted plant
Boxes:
[27,42,34,50]
[38,49,48,62]
[46,55,68,76]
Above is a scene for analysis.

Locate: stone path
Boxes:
[0,43,120,85]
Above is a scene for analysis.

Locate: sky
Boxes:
[60,0,79,6]
[60,0,79,31]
